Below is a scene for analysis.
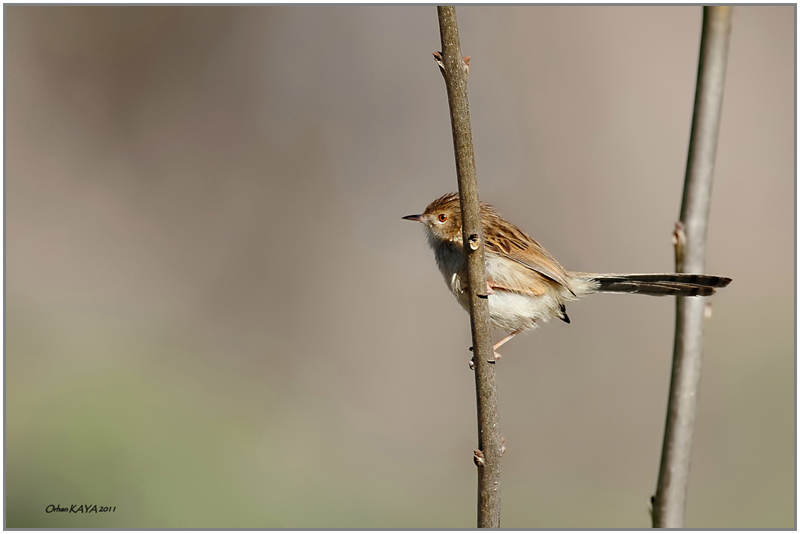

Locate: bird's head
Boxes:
[402,193,463,243]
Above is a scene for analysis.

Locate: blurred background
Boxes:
[5,5,794,528]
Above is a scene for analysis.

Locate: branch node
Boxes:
[673,221,686,272]
[432,51,470,77]
[468,233,480,251]
[473,449,485,468]
[432,51,445,75]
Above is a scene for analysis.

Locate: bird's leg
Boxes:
[491,327,525,360]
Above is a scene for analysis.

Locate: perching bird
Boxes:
[403,193,731,358]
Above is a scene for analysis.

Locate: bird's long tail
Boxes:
[571,272,732,297]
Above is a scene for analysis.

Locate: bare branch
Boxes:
[435,6,502,529]
[653,6,733,528]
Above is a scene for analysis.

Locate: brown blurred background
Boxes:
[5,5,794,528]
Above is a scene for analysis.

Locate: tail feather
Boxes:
[575,273,732,297]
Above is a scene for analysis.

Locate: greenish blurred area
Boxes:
[6,296,474,528]
[6,296,793,528]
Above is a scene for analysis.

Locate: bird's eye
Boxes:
[438,213,448,222]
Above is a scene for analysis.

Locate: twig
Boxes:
[435,6,502,528]
[652,6,732,528]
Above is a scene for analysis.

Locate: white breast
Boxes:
[486,290,562,332]
[427,230,570,333]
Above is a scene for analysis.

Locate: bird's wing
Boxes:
[483,216,575,296]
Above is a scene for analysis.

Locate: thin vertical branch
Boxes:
[653,6,732,528]
[435,6,502,528]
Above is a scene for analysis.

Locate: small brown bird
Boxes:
[403,193,731,357]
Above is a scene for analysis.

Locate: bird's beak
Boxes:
[402,214,423,222]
